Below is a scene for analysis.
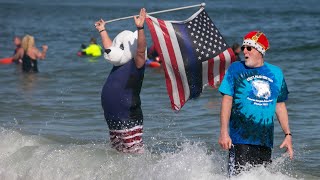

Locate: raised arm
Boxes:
[133,8,147,69]
[36,45,48,60]
[95,19,112,49]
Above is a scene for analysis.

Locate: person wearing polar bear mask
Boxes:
[104,30,145,66]
[95,8,147,153]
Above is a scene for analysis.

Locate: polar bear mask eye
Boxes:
[120,44,124,50]
[103,30,138,66]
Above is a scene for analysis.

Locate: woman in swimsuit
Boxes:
[13,35,48,72]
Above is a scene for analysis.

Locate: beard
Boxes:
[244,58,255,68]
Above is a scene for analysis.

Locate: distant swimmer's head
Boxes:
[14,36,22,46]
[232,43,241,56]
[103,30,139,66]
[90,37,97,44]
[21,34,35,51]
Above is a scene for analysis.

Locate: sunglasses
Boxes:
[241,46,252,51]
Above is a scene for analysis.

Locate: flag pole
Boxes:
[104,3,206,23]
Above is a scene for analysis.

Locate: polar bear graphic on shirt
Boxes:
[251,80,271,99]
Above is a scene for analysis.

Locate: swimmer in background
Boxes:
[79,37,102,57]
[12,36,23,64]
[232,43,241,61]
[13,35,48,73]
[147,43,161,63]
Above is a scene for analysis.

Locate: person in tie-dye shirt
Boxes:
[218,31,293,176]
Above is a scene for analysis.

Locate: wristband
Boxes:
[99,29,106,33]
[285,133,292,137]
[137,26,144,30]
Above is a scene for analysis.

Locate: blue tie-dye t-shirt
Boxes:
[219,61,289,148]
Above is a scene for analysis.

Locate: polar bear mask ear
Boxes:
[103,30,138,66]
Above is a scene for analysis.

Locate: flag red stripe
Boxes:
[228,48,236,63]
[219,52,226,83]
[158,19,186,109]
[146,18,175,109]
[207,58,214,87]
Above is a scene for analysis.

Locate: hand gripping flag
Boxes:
[146,7,236,111]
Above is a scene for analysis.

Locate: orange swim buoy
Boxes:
[148,61,161,68]
[0,57,13,65]
[145,59,161,68]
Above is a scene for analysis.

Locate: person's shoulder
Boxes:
[264,62,285,80]
[91,44,101,48]
[264,62,283,73]
[31,46,41,54]
[17,47,24,52]
[30,46,39,51]
[231,61,243,66]
[229,61,245,70]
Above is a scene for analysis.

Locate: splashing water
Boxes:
[0,128,306,180]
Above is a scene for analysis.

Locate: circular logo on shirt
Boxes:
[251,80,271,100]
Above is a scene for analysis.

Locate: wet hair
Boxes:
[90,37,97,44]
[14,36,21,41]
[232,43,240,52]
[21,35,35,51]
[14,36,22,46]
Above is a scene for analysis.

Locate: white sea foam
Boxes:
[0,128,305,180]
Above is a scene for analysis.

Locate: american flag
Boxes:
[146,7,236,111]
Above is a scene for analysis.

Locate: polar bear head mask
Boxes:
[103,30,139,66]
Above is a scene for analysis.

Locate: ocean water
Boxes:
[0,0,319,179]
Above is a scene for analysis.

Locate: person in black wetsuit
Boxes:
[13,35,48,73]
[95,8,147,153]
